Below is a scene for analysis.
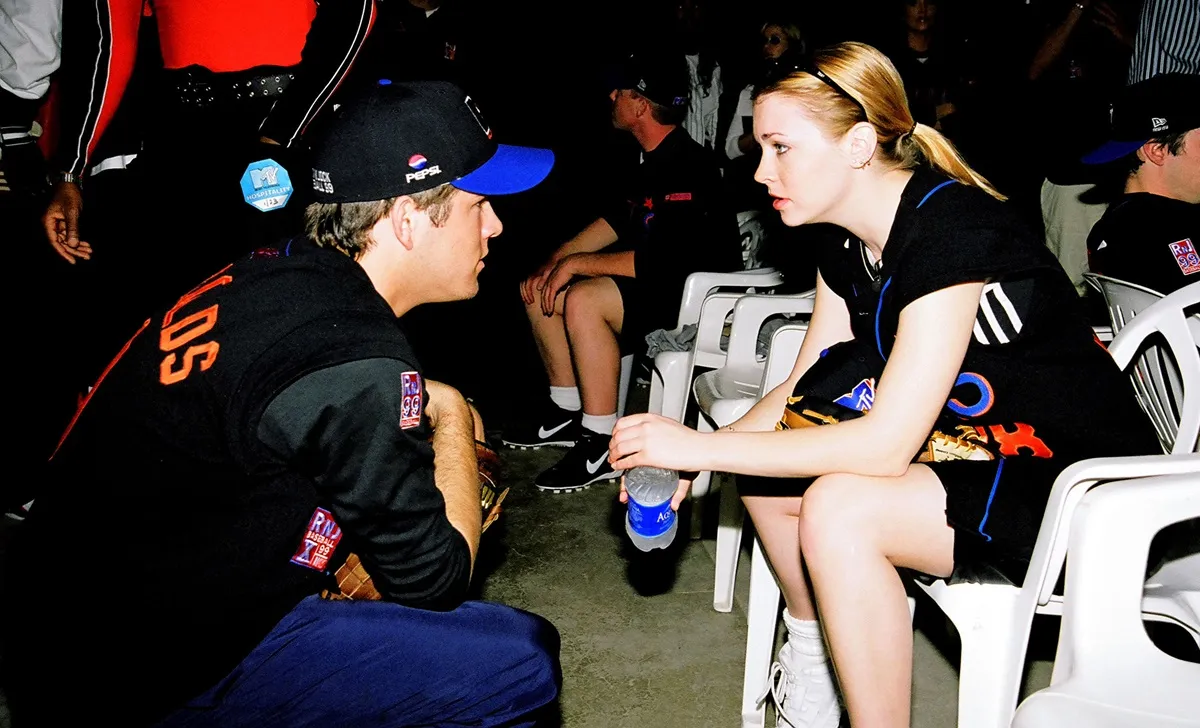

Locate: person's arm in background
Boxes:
[1028,0,1091,80]
[41,0,141,263]
[0,0,63,196]
[257,0,376,147]
[258,358,480,610]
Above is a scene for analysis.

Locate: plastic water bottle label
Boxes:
[627,498,676,538]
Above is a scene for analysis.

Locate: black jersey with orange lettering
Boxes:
[5,239,469,724]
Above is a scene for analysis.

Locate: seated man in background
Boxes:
[504,50,741,493]
[2,80,561,727]
[1082,72,1199,294]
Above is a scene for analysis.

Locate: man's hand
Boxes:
[520,253,563,306]
[42,182,91,264]
[541,254,582,316]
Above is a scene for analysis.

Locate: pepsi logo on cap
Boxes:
[408,154,429,170]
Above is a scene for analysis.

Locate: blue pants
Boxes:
[156,596,561,728]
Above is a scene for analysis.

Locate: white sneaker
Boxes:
[758,641,841,728]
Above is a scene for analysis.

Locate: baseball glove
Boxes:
[321,440,509,601]
[778,396,997,462]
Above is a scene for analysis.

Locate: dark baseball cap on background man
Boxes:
[309,80,555,203]
[608,51,691,110]
[1081,73,1200,165]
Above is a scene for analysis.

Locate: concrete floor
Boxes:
[0,381,1068,727]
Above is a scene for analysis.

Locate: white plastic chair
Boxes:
[910,282,1200,728]
[690,295,814,611]
[641,210,791,421]
[639,268,785,420]
[1086,274,1200,452]
[1012,472,1200,728]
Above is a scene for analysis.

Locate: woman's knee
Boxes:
[796,474,876,555]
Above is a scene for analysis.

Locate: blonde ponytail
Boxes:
[907,123,1005,200]
[758,42,1005,201]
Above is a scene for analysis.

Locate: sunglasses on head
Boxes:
[756,58,868,119]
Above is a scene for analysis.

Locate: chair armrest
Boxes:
[761,324,808,392]
[724,293,816,367]
[687,292,743,356]
[1024,453,1200,607]
[674,268,784,327]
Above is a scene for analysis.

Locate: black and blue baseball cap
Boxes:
[1081,73,1200,165]
[309,80,554,203]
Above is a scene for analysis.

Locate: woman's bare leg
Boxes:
[797,465,954,728]
[742,494,817,619]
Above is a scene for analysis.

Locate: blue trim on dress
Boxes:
[917,180,956,208]
[977,458,1005,543]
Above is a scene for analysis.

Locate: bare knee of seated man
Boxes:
[506,50,741,494]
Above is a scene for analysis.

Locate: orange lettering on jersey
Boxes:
[160,341,221,385]
[160,305,219,352]
[157,270,232,386]
[984,423,1054,458]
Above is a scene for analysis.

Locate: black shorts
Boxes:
[734,339,1064,584]
[612,276,676,356]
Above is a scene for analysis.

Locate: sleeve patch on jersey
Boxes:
[1169,239,1200,275]
[400,371,423,429]
[290,507,343,571]
[664,192,693,201]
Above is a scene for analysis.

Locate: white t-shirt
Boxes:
[724,84,755,160]
[683,54,721,150]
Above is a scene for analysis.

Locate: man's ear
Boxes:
[1139,140,1170,167]
[390,196,419,251]
[845,121,878,168]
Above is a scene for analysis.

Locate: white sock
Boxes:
[781,609,828,659]
[580,412,617,436]
[549,386,581,412]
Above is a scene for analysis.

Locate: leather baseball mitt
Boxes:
[321,440,509,601]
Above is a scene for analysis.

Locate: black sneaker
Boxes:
[534,430,622,493]
[501,401,581,449]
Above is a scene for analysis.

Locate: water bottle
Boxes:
[624,466,680,552]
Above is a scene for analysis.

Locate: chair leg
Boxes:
[714,474,744,613]
[946,589,1025,728]
[742,535,781,728]
[617,354,633,417]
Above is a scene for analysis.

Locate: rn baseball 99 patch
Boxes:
[400,371,423,429]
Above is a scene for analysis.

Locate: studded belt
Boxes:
[163,66,296,110]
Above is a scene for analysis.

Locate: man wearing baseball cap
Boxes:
[1082,72,1200,294]
[3,80,560,727]
[505,49,742,493]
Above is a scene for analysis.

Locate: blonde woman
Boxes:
[610,42,1157,728]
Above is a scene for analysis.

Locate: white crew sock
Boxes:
[781,609,828,659]
[549,386,581,412]
[580,412,618,436]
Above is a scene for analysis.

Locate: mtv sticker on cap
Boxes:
[1169,238,1200,275]
[400,371,423,429]
[240,158,293,212]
